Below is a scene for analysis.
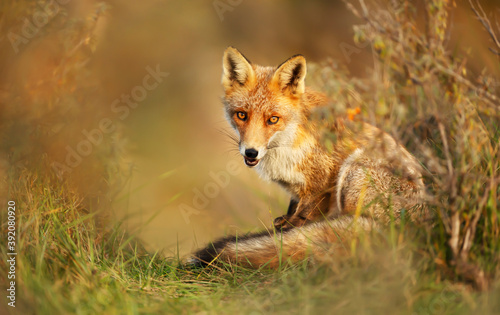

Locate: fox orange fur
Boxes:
[189,47,426,268]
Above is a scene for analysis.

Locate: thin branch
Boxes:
[469,0,500,56]
[346,0,499,108]
[434,63,499,109]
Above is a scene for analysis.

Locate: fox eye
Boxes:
[268,116,279,125]
[236,111,247,121]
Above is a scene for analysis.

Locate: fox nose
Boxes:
[244,148,259,159]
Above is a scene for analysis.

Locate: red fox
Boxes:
[189,47,426,268]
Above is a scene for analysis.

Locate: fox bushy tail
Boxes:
[190,216,377,269]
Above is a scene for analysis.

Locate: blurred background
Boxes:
[1,0,499,257]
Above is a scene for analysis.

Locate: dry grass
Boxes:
[310,0,500,291]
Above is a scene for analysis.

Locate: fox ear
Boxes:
[222,47,255,89]
[273,55,306,95]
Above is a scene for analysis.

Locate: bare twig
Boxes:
[438,121,460,259]
[434,63,500,109]
[469,0,500,56]
[346,0,500,108]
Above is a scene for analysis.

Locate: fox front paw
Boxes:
[273,214,307,230]
[273,215,290,229]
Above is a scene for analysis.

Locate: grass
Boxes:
[1,169,499,314]
[1,0,500,314]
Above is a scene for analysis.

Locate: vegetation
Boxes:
[1,0,499,314]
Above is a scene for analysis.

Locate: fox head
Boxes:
[221,47,321,168]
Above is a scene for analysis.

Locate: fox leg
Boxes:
[287,199,299,215]
[273,199,299,229]
[273,194,331,229]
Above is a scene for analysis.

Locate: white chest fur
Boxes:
[254,146,307,186]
